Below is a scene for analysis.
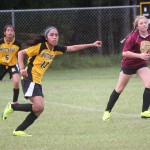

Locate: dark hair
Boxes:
[2,25,15,37]
[44,26,57,36]
[3,25,15,33]
[27,26,58,46]
[27,35,47,46]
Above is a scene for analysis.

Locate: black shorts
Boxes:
[121,64,148,75]
[0,64,19,80]
[21,79,44,99]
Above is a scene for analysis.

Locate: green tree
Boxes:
[0,0,139,10]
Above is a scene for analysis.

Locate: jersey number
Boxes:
[40,61,50,68]
[5,54,9,60]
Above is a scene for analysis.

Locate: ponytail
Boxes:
[26,26,58,47]
[120,15,148,44]
[27,35,47,46]
[120,27,136,44]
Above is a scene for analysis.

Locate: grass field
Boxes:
[0,66,150,150]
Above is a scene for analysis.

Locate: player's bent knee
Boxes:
[34,105,44,113]
[14,81,19,86]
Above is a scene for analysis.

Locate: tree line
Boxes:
[0,0,140,10]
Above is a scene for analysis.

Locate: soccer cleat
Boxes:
[12,130,32,137]
[103,111,111,121]
[2,101,13,121]
[141,111,150,118]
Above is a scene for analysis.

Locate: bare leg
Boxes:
[105,71,132,112]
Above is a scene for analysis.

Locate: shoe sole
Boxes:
[103,118,110,121]
[1,112,7,121]
[12,131,32,137]
[13,134,32,137]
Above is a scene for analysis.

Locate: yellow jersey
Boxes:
[0,37,21,66]
[24,42,66,84]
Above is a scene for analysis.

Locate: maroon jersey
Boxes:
[121,30,150,69]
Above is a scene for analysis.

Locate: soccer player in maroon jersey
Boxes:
[103,15,150,121]
[2,26,102,136]
[0,25,21,104]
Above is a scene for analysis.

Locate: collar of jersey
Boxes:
[45,42,54,51]
[4,37,15,44]
[140,34,149,38]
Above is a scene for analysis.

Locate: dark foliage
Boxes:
[0,0,140,10]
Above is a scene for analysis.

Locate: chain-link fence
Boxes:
[0,6,140,67]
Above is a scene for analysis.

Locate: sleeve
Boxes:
[53,45,67,55]
[123,34,135,52]
[25,43,41,57]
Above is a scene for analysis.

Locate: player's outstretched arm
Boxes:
[66,41,102,52]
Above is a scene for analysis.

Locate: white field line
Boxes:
[48,102,140,119]
[1,98,140,118]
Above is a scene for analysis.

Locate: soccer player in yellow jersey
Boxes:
[2,26,102,136]
[0,25,21,103]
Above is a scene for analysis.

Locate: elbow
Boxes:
[18,50,26,61]
[18,51,21,56]
[18,50,26,56]
[18,50,23,55]
[18,51,21,59]
[122,52,125,57]
[122,51,128,57]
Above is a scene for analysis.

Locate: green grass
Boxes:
[50,53,122,69]
[0,66,150,150]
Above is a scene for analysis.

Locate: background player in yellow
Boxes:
[0,25,21,103]
[2,26,102,136]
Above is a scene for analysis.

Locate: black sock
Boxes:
[11,103,32,112]
[13,88,19,103]
[142,88,150,112]
[105,89,120,112]
[15,112,38,131]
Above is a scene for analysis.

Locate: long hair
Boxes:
[27,26,58,47]
[26,35,46,46]
[120,28,136,44]
[120,15,148,44]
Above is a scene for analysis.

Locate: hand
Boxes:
[140,52,150,60]
[20,69,28,78]
[147,49,150,54]
[93,41,102,47]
